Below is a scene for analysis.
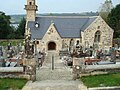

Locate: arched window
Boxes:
[94,31,101,42]
[29,2,32,5]
[62,40,65,49]
[70,39,74,46]
[69,39,74,52]
[76,40,80,48]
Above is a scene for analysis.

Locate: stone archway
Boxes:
[48,42,56,50]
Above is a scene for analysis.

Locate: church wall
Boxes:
[83,16,113,49]
[36,23,82,53]
[37,38,81,54]
[37,23,62,53]
[61,38,81,48]
[81,31,84,47]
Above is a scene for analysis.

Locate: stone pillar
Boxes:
[23,58,36,81]
[72,58,81,80]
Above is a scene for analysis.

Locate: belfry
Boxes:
[25,0,38,22]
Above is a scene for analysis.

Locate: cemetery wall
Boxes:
[0,67,30,80]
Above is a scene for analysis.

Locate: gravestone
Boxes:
[110,47,116,63]
[0,46,3,56]
[7,43,12,50]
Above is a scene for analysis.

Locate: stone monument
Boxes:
[23,28,36,81]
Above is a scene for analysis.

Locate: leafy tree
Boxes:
[99,12,109,22]
[15,18,26,39]
[7,26,16,39]
[0,11,13,39]
[99,0,113,22]
[107,4,120,38]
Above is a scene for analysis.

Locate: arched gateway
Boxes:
[48,42,56,50]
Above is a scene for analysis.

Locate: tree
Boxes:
[99,12,109,22]
[98,0,113,22]
[107,4,120,38]
[7,26,16,39]
[15,18,26,39]
[0,11,13,39]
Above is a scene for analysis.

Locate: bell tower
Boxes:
[25,0,38,22]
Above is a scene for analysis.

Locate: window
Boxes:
[33,41,39,44]
[98,26,100,29]
[70,39,74,46]
[76,40,80,48]
[69,39,74,52]
[29,2,32,5]
[62,40,65,48]
[35,22,39,28]
[37,41,39,44]
[76,40,79,45]
[94,31,101,42]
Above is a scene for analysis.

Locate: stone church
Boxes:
[25,0,114,53]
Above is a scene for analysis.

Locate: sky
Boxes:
[0,0,120,15]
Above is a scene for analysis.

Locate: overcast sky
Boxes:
[0,0,120,15]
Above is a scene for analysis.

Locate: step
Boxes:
[22,80,81,90]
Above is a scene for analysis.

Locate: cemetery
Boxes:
[59,46,120,89]
[0,38,120,89]
[0,37,120,90]
[0,0,120,89]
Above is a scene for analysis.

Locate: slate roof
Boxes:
[28,16,97,39]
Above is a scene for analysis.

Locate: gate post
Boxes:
[23,58,36,82]
[73,58,81,80]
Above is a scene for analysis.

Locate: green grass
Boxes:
[0,78,27,89]
[0,40,24,46]
[81,73,120,88]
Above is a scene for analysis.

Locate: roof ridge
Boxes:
[80,18,90,31]
[36,16,98,18]
[81,17,97,31]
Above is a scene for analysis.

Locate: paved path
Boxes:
[22,52,87,90]
[36,55,73,81]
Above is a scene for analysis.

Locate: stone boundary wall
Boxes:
[0,67,31,80]
[0,67,23,73]
[82,64,120,73]
[84,64,120,71]
[88,86,120,90]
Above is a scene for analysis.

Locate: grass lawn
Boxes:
[81,73,120,88]
[0,78,27,89]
